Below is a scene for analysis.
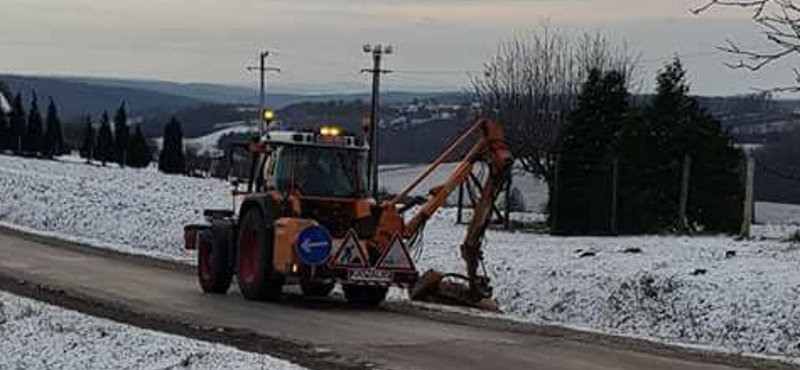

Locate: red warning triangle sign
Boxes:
[376,235,416,272]
[329,230,368,268]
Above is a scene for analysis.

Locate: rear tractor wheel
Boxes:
[197,230,233,294]
[237,208,284,302]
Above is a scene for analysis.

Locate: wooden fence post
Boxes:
[740,153,754,239]
[610,157,619,235]
[504,177,512,230]
[457,182,464,225]
[678,154,692,233]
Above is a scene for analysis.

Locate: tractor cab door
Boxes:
[263,145,291,193]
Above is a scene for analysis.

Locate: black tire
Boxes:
[197,230,233,294]
[301,281,335,297]
[237,208,283,301]
[343,285,388,307]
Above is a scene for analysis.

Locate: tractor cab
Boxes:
[257,129,370,200]
[251,129,378,239]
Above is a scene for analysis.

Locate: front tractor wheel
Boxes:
[197,230,233,294]
[237,208,283,302]
[343,285,388,307]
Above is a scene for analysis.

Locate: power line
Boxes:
[639,51,721,65]
[391,69,481,76]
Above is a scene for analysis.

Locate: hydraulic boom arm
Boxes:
[379,118,512,305]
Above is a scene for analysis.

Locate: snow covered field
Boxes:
[0,154,230,262]
[0,290,307,370]
[2,154,800,360]
[417,208,800,359]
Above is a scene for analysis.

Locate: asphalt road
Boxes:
[0,230,775,370]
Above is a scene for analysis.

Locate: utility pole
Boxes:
[361,44,392,197]
[246,50,280,135]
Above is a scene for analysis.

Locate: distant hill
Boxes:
[0,74,208,123]
[0,74,465,129]
[60,77,259,105]
[61,76,466,108]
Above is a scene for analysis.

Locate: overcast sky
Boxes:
[0,0,796,96]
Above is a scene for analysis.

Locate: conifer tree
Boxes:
[113,102,130,166]
[621,57,742,233]
[80,117,95,163]
[158,116,185,174]
[95,111,114,166]
[43,98,64,158]
[0,103,8,152]
[9,93,25,154]
[24,92,43,155]
[555,69,631,235]
[128,125,152,168]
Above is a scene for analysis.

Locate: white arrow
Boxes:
[300,239,329,254]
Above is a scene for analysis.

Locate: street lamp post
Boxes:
[362,44,392,197]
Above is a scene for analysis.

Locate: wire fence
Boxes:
[548,153,748,236]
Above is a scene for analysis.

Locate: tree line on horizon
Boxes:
[77,104,187,174]
[1,79,185,175]
[78,102,152,169]
[0,83,66,159]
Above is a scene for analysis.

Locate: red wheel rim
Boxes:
[239,225,258,284]
[198,239,212,281]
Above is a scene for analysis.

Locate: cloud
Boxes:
[0,0,773,95]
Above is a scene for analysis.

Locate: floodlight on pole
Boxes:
[361,43,393,197]
[263,109,275,124]
[246,50,280,135]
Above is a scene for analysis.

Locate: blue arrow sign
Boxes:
[296,225,333,266]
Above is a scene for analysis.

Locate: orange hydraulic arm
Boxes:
[377,118,512,299]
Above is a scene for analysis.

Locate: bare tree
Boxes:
[694,0,800,91]
[472,26,638,193]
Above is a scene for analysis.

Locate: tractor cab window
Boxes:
[266,146,291,191]
[265,145,369,197]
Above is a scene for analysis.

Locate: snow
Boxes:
[185,124,256,155]
[154,124,257,156]
[756,202,800,225]
[2,153,800,360]
[0,153,231,262]
[0,290,308,370]
[0,92,10,113]
[412,208,800,358]
[754,202,800,241]
[379,163,548,212]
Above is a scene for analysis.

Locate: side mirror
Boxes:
[230,177,240,190]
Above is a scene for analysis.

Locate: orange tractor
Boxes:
[184,118,512,307]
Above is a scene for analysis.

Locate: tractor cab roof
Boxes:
[262,128,369,151]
